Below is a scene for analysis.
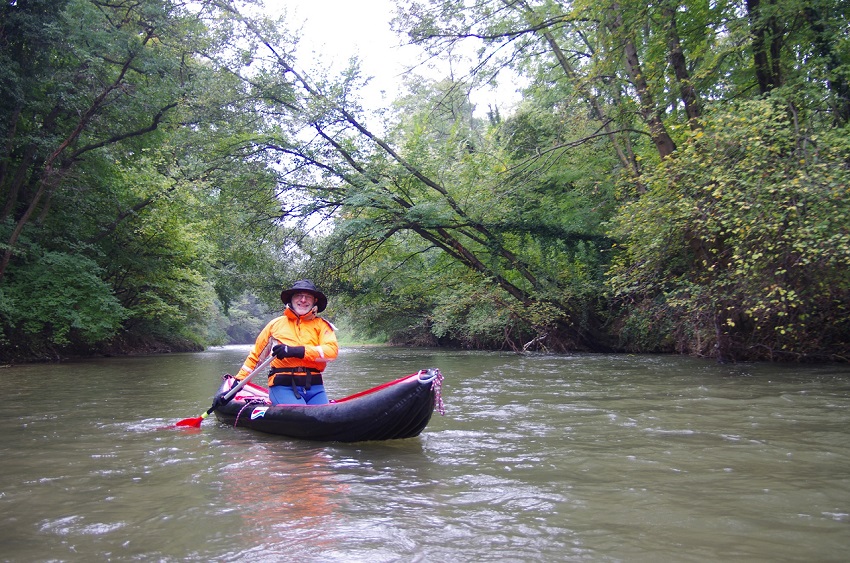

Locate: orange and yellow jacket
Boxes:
[235,306,338,385]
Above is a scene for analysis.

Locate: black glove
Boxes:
[211,393,233,409]
[272,344,305,359]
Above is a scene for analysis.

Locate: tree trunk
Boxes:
[607,3,676,158]
[803,6,850,124]
[541,30,641,176]
[663,4,702,128]
[746,0,782,94]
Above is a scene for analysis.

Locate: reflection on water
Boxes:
[219,443,348,555]
[0,347,848,561]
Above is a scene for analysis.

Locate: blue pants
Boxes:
[269,384,328,405]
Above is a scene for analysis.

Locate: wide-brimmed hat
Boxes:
[280,279,328,313]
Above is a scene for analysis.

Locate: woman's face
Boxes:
[291,292,317,315]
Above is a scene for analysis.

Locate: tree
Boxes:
[388,0,850,359]
[0,0,291,360]
[4,0,846,361]
[0,0,191,279]
[203,0,619,350]
[607,100,850,360]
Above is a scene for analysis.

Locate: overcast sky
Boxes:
[265,0,522,116]
[267,0,420,109]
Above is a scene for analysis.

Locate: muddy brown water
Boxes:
[1,346,848,561]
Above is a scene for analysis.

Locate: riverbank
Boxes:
[0,334,203,365]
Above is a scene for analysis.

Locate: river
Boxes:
[1,346,848,561]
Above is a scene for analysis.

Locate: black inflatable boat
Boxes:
[211,368,444,442]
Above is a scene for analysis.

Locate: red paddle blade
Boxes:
[173,416,203,428]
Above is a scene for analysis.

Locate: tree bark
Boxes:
[607,3,676,158]
[663,4,702,128]
[803,6,850,123]
[746,0,782,94]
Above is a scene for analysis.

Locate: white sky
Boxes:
[264,0,522,117]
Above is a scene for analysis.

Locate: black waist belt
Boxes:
[269,367,322,389]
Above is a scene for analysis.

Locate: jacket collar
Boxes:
[284,304,316,322]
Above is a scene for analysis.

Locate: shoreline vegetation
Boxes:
[1,1,848,366]
[4,333,847,366]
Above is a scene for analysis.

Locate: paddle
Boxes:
[173,353,274,428]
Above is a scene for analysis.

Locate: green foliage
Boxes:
[2,251,126,348]
[325,236,446,347]
[608,100,850,359]
[222,293,277,345]
[0,0,293,360]
[429,282,515,348]
[2,0,848,362]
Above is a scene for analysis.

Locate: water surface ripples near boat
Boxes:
[1,347,849,561]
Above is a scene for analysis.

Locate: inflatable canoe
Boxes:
[212,368,444,442]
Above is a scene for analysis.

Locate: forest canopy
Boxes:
[1,0,848,362]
